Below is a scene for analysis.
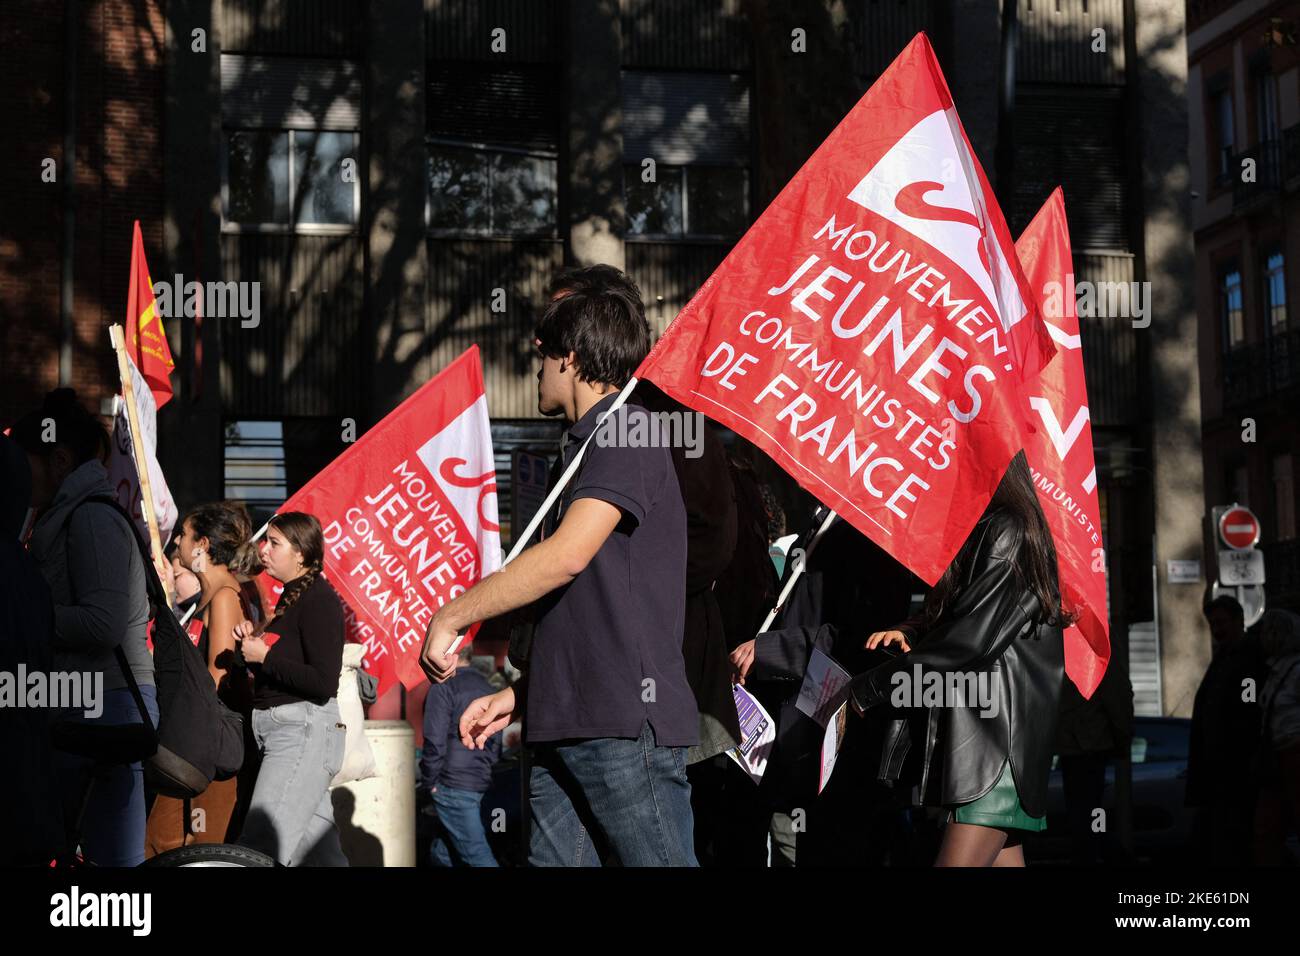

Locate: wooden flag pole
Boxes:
[109,323,172,603]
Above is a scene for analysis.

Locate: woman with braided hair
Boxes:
[234,512,349,866]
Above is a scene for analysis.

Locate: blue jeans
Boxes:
[429,785,499,867]
[528,720,697,867]
[239,699,349,866]
[53,684,159,867]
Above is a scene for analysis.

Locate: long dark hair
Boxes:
[923,451,1073,629]
[266,511,325,620]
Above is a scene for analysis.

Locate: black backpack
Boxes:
[57,495,244,798]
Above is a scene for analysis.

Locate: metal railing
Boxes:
[1223,326,1300,406]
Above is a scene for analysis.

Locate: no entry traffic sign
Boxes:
[1218,505,1261,551]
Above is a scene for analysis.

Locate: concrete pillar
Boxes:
[565,0,625,268]
[334,720,417,867]
[1134,0,1208,717]
[368,0,430,409]
[161,0,224,506]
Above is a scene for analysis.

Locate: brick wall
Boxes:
[0,0,166,423]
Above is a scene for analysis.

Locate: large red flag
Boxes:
[125,220,176,408]
[637,33,1054,585]
[263,347,502,697]
[1015,189,1110,697]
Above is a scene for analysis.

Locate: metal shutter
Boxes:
[622,71,751,165]
[220,55,361,129]
[1011,86,1130,251]
[427,62,560,153]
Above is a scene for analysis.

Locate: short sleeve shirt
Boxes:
[524,393,698,747]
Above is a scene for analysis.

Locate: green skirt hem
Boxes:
[948,761,1046,833]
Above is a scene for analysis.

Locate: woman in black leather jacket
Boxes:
[848,451,1070,866]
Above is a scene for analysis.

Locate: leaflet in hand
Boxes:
[726,683,776,785]
[795,647,852,727]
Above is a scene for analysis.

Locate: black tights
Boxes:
[934,821,1025,867]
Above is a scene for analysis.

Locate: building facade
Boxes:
[2,0,1204,713]
[1188,0,1300,620]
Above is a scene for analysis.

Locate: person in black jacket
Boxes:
[848,451,1069,867]
[422,644,501,867]
[1185,594,1264,865]
[235,512,348,866]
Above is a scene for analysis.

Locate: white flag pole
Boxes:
[109,323,171,604]
[444,374,641,656]
[755,508,839,635]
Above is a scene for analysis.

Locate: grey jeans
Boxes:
[239,698,349,866]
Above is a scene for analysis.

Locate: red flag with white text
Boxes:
[1015,188,1110,698]
[264,347,502,697]
[637,33,1054,585]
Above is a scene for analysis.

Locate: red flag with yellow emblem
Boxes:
[125,220,175,408]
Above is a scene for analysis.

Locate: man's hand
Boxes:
[420,612,462,684]
[460,687,516,750]
[730,639,757,686]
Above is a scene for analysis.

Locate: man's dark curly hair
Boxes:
[534,265,652,387]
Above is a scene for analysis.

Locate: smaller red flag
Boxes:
[1016,188,1111,697]
[125,220,175,408]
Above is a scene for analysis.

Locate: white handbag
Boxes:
[331,643,379,787]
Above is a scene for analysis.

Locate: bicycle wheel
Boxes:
[143,844,276,867]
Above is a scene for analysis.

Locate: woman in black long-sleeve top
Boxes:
[235,512,349,866]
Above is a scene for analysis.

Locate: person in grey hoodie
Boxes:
[11,389,156,867]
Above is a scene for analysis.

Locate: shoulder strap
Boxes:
[62,495,160,738]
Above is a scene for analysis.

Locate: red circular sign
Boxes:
[1219,506,1260,550]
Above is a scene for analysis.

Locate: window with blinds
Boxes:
[426,62,560,238]
[220,55,362,231]
[622,70,752,240]
[1010,87,1130,252]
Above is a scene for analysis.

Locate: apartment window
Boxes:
[220,55,362,231]
[1264,249,1287,334]
[427,142,557,237]
[1221,266,1245,349]
[223,420,287,516]
[426,63,559,238]
[225,130,359,227]
[1274,454,1296,541]
[622,71,752,240]
[624,164,750,238]
[1211,86,1235,184]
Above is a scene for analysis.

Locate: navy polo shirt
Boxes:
[524,393,698,747]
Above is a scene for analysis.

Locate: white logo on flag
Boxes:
[415,394,502,575]
[846,109,1027,334]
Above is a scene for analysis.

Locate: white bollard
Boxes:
[332,720,415,867]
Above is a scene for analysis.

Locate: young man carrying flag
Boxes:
[419,269,699,866]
